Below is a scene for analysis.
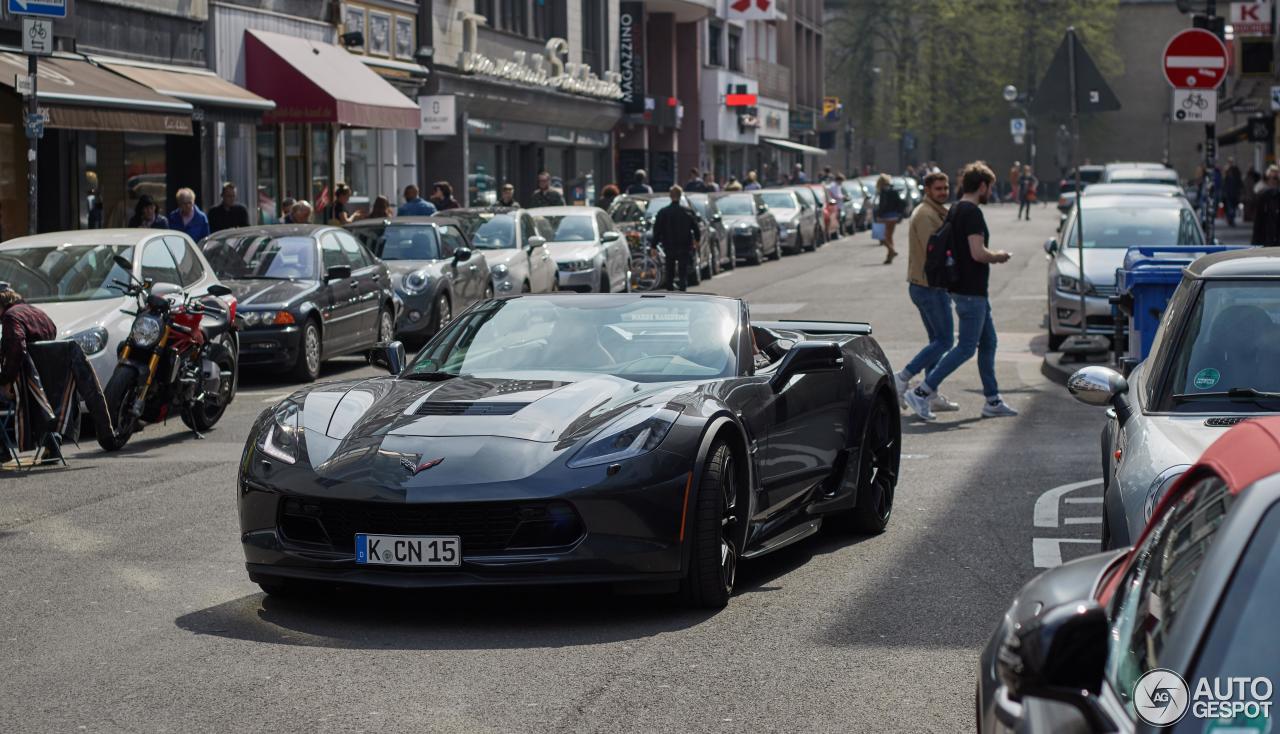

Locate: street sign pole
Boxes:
[1205,0,1218,243]
[26,53,36,235]
[10,0,67,235]
[1068,27,1088,341]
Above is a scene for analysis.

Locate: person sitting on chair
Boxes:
[0,283,59,464]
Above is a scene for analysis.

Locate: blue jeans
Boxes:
[904,284,953,377]
[924,293,999,398]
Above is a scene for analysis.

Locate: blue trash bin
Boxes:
[1118,246,1251,362]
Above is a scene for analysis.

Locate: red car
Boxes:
[977,417,1280,732]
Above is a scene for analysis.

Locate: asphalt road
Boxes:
[0,203,1109,733]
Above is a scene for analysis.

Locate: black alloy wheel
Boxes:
[748,238,763,266]
[834,396,899,534]
[769,236,782,260]
[680,441,738,609]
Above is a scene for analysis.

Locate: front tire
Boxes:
[98,367,141,451]
[680,441,739,609]
[769,237,782,260]
[291,320,322,382]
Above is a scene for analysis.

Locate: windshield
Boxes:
[1071,206,1203,248]
[759,192,796,209]
[1167,281,1280,411]
[203,235,317,280]
[364,225,443,260]
[467,215,517,250]
[646,199,675,217]
[0,245,134,303]
[405,297,739,381]
[686,196,708,217]
[1110,171,1178,185]
[716,195,756,215]
[542,215,597,242]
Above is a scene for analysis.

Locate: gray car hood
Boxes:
[224,278,318,310]
[1056,246,1128,288]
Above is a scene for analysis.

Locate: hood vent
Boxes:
[1205,416,1248,427]
[415,401,529,417]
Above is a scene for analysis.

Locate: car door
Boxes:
[440,225,481,305]
[318,232,360,353]
[335,229,382,342]
[139,236,181,287]
[521,212,555,292]
[596,211,625,291]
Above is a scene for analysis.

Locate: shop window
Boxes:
[342,129,371,200]
[124,134,165,227]
[476,0,495,22]
[492,0,527,35]
[256,127,278,223]
[728,29,742,72]
[582,0,606,71]
[284,127,305,206]
[312,127,332,214]
[532,0,566,41]
[708,23,723,67]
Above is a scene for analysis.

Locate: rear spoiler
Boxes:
[756,319,873,336]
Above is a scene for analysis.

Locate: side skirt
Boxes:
[741,518,822,560]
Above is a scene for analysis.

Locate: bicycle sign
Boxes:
[1173,88,1217,123]
[21,17,52,56]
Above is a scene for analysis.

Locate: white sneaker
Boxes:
[931,393,960,412]
[981,398,1019,418]
[904,388,936,421]
[893,372,912,409]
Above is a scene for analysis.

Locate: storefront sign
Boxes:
[1231,1,1273,36]
[619,3,645,114]
[459,13,623,101]
[418,94,456,136]
[790,109,815,134]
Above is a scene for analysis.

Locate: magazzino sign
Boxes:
[728,0,777,21]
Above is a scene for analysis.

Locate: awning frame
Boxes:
[762,137,829,156]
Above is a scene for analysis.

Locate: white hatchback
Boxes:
[0,229,233,387]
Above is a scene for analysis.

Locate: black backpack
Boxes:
[924,206,961,288]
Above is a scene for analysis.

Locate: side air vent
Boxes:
[415,401,529,416]
[1204,416,1248,427]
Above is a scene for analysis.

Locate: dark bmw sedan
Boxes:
[201,225,396,381]
[712,192,780,265]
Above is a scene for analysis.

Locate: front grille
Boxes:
[415,401,528,416]
[1085,315,1116,328]
[278,497,584,554]
[1205,416,1249,427]
[1093,283,1118,297]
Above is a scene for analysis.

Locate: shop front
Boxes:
[701,70,760,184]
[0,51,195,237]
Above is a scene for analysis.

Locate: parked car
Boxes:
[1045,191,1204,351]
[976,416,1280,733]
[757,189,815,254]
[530,206,631,293]
[240,294,901,608]
[1068,247,1280,549]
[840,180,874,233]
[633,193,715,285]
[346,217,493,347]
[445,208,558,294]
[892,176,923,213]
[1057,164,1106,196]
[712,192,780,265]
[790,186,829,246]
[0,229,235,388]
[685,192,733,277]
[201,224,396,381]
[1103,161,1178,186]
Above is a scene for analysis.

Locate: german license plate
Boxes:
[355,534,461,567]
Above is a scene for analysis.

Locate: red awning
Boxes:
[244,29,419,130]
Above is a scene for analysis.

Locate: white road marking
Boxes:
[1063,517,1103,525]
[746,302,807,315]
[1065,497,1103,504]
[714,270,736,279]
[1033,538,1099,568]
[1033,478,1104,528]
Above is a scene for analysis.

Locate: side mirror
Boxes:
[527,235,546,250]
[712,213,722,221]
[367,340,407,375]
[601,231,622,243]
[758,205,768,214]
[454,247,473,262]
[768,341,843,392]
[1067,366,1128,407]
[325,265,353,281]
[113,254,133,271]
[206,283,233,297]
[994,602,1110,730]
[1044,238,1059,255]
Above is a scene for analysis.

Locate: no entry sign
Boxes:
[1163,29,1229,89]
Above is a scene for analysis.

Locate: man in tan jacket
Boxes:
[894,171,959,411]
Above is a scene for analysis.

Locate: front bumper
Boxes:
[393,292,436,339]
[1048,288,1117,338]
[557,266,599,293]
[239,447,693,589]
[238,325,302,368]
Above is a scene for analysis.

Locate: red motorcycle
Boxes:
[97,255,238,451]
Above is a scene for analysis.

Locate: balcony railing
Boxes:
[746,59,792,101]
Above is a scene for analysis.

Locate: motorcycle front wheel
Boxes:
[98,367,141,451]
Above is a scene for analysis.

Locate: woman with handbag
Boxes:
[874,174,904,264]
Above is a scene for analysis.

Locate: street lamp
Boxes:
[1001,83,1034,168]
[1002,85,1019,104]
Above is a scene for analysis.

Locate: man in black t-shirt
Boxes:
[904,162,1018,421]
[207,183,250,233]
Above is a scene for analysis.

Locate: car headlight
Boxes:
[70,326,109,355]
[559,259,594,272]
[240,310,293,327]
[258,400,301,465]
[567,404,682,468]
[128,314,163,348]
[402,270,432,295]
[1144,464,1192,520]
[240,310,261,327]
[491,263,509,279]
[1055,274,1093,295]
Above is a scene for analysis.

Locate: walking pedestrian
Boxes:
[1244,168,1261,222]
[1017,166,1037,221]
[874,174,904,264]
[790,163,808,184]
[596,184,620,211]
[288,200,314,224]
[684,168,708,193]
[702,171,720,192]
[1223,158,1243,228]
[397,185,436,216]
[496,183,521,208]
[529,172,566,207]
[128,194,169,229]
[1007,161,1021,203]
[279,197,296,222]
[652,185,700,291]
[744,171,762,191]
[626,170,654,195]
[903,162,1017,421]
[894,172,959,412]
[207,182,250,233]
[431,181,460,211]
[326,183,355,224]
[168,188,210,241]
[365,195,391,220]
[1251,165,1280,246]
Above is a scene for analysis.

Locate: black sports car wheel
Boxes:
[837,397,899,534]
[680,441,738,609]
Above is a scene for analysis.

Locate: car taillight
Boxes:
[226,295,237,323]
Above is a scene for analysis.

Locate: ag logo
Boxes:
[1134,668,1190,727]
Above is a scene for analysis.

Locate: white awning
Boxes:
[762,137,828,156]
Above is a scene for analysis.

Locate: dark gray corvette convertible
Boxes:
[238,293,900,608]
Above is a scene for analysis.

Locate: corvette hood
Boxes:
[224,278,317,309]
